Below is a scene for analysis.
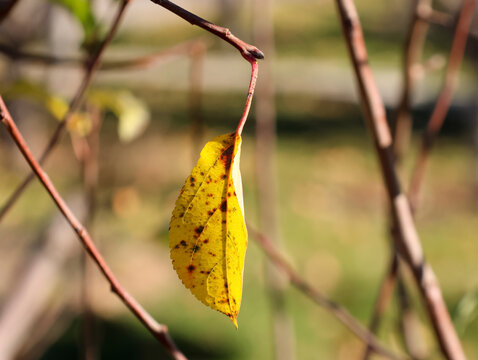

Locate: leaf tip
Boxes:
[231,316,238,329]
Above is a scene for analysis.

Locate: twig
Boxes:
[365,1,432,357]
[408,0,476,212]
[0,0,130,223]
[149,0,264,61]
[0,39,209,70]
[335,1,466,359]
[417,5,453,27]
[363,252,399,357]
[393,0,432,162]
[0,43,80,66]
[0,97,187,360]
[247,226,405,360]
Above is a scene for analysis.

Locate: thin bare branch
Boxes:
[409,0,476,211]
[149,0,264,61]
[248,226,405,360]
[335,0,466,359]
[0,96,187,360]
[365,1,432,357]
[0,39,209,71]
[393,0,432,163]
[0,0,130,223]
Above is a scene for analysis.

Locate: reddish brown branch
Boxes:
[365,1,432,357]
[393,0,432,162]
[149,0,264,61]
[408,0,476,211]
[248,226,405,360]
[0,0,130,223]
[0,97,187,360]
[335,0,466,359]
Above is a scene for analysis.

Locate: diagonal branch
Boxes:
[364,1,475,358]
[364,1,432,358]
[0,96,187,360]
[335,0,466,359]
[408,0,476,211]
[0,0,131,223]
[149,0,264,61]
[248,225,405,360]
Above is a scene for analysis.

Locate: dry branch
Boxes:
[0,0,131,223]
[149,0,264,61]
[0,97,187,360]
[408,0,476,211]
[248,226,405,360]
[335,0,466,359]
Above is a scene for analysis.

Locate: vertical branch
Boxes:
[334,1,466,359]
[409,0,476,211]
[393,0,432,161]
[253,0,296,359]
[0,0,131,223]
[0,97,187,360]
[364,1,431,358]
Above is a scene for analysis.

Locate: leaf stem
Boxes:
[236,57,259,136]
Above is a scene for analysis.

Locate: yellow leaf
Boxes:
[169,132,247,327]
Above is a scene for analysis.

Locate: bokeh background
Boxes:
[0,0,478,359]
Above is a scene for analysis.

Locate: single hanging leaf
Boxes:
[169,132,247,327]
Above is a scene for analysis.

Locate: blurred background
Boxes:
[0,0,478,359]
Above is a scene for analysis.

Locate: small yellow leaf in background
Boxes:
[169,132,248,327]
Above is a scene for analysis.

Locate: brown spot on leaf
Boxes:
[221,174,227,180]
[203,239,209,244]
[192,245,200,253]
[221,145,234,170]
[208,210,214,216]
[195,226,204,235]
[180,240,187,246]
[220,200,227,212]
[187,265,196,272]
